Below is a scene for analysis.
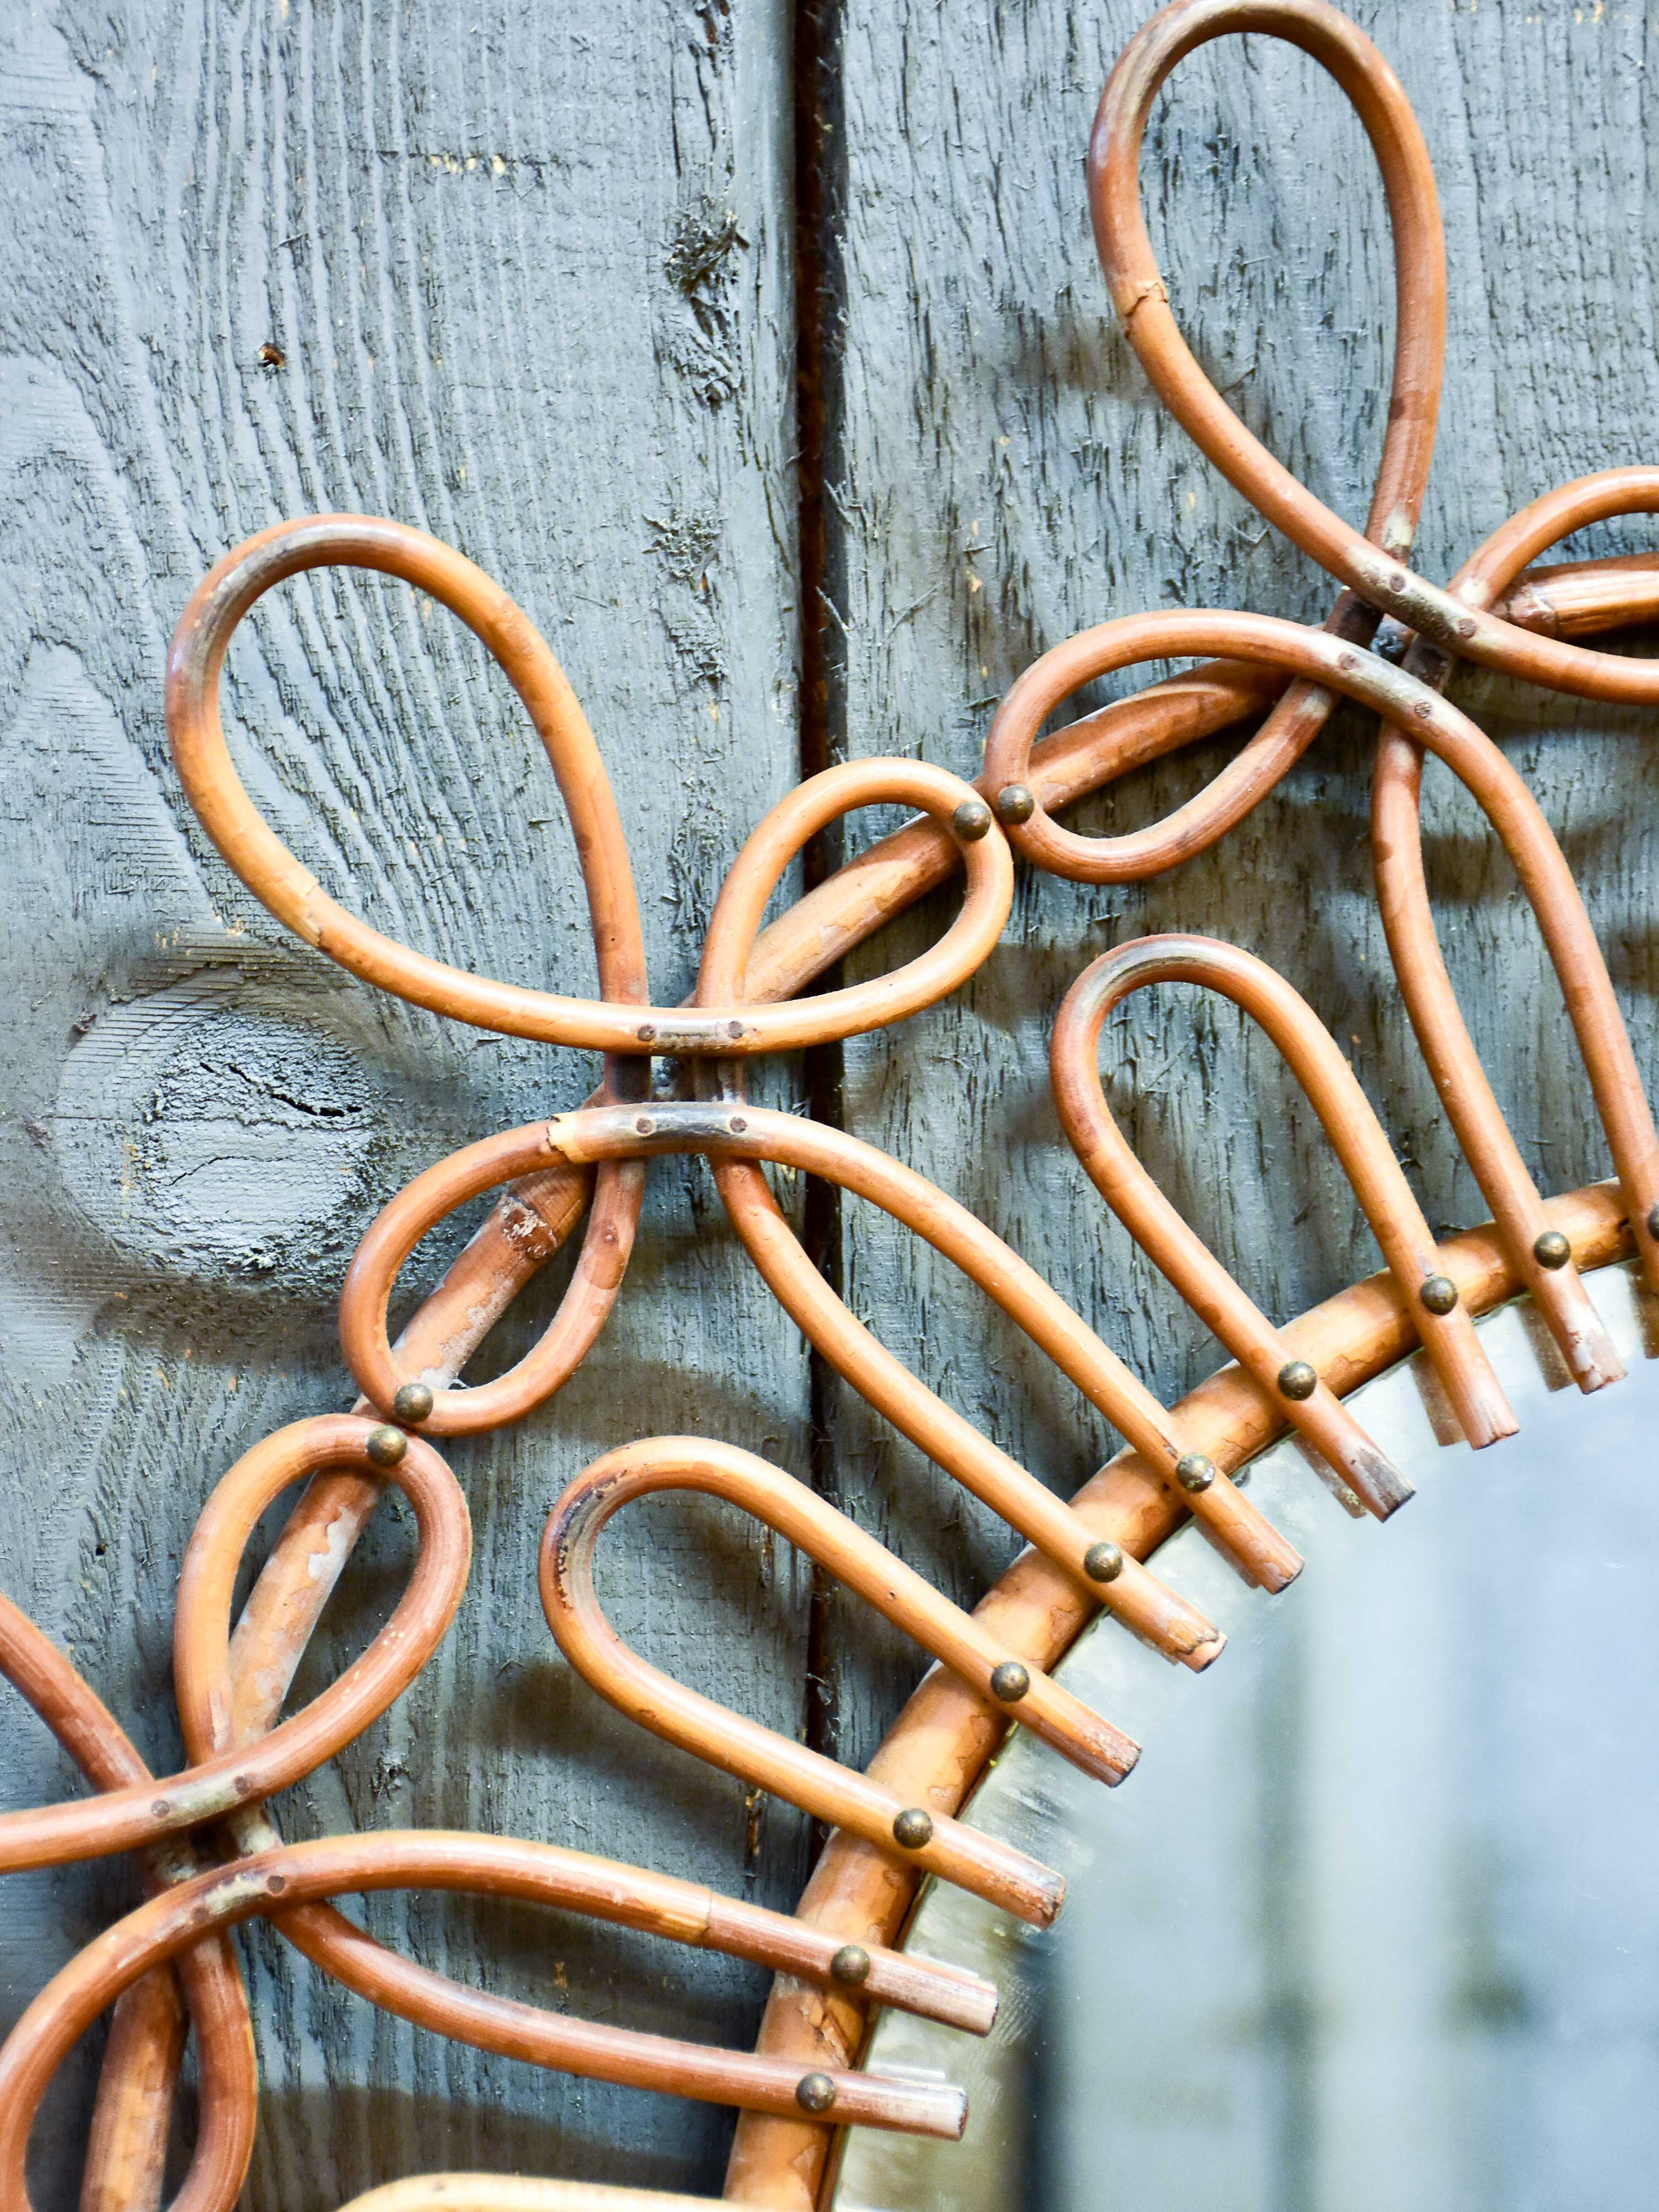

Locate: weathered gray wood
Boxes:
[822,0,1658,1773]
[2,0,1656,2205]
[0,1,814,2200]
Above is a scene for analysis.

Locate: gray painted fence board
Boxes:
[0,0,815,2199]
[822,0,1657,1775]
[1,0,1655,2203]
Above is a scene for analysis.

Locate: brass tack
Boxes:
[952,796,993,842]
[994,782,1035,826]
[1419,1274,1458,1315]
[1277,1359,1318,1402]
[392,1381,434,1424]
[989,1659,1030,1703]
[1532,1228,1571,1270]
[366,1425,408,1468]
[796,2072,838,2115]
[891,1806,933,1850]
[830,1943,871,1987]
[1083,1539,1124,1583]
[1174,1452,1215,1494]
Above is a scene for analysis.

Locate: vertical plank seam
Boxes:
[791,0,851,1813]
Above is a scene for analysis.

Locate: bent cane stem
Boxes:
[1051,933,1517,1516]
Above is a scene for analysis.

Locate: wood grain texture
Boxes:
[0,0,815,2199]
[0,0,1655,2204]
[818,0,1658,1776]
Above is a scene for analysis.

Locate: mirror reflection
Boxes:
[835,1263,1659,2212]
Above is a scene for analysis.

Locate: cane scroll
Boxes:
[0,5,1653,2211]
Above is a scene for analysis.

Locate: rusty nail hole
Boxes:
[258,341,285,368]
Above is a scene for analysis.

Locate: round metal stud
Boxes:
[1083,1539,1124,1583]
[1647,1202,1659,1242]
[891,1806,933,1850]
[364,1426,407,1469]
[1174,1452,1215,1494]
[392,1381,434,1424]
[1418,1274,1458,1315]
[830,1943,871,1987]
[952,796,992,842]
[1277,1359,1318,1402]
[989,1660,1031,1704]
[994,782,1035,826]
[1532,1228,1572,1270]
[795,2072,838,2115]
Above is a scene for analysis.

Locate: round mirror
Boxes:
[834,1260,1659,2212]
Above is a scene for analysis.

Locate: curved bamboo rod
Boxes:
[0,1418,468,1877]
[693,785,1301,1600]
[340,1102,1231,1653]
[982,610,1659,1335]
[540,1436,1131,1926]
[167,519,1009,1061]
[1051,932,1516,1513]
[0,1589,256,2212]
[724,1187,1638,2207]
[12,1,1657,2202]
[1088,0,1659,705]
[335,2187,743,2212]
[0,1832,970,2209]
[1370,471,1659,1394]
[333,756,1012,1436]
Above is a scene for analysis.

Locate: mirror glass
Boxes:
[833,1261,1659,2212]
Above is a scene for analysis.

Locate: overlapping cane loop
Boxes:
[4,2,1656,2206]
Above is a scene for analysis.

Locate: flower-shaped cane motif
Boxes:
[2,4,1657,2210]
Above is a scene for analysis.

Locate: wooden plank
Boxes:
[3,0,1657,2204]
[0,0,811,2200]
[820,0,1658,1793]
